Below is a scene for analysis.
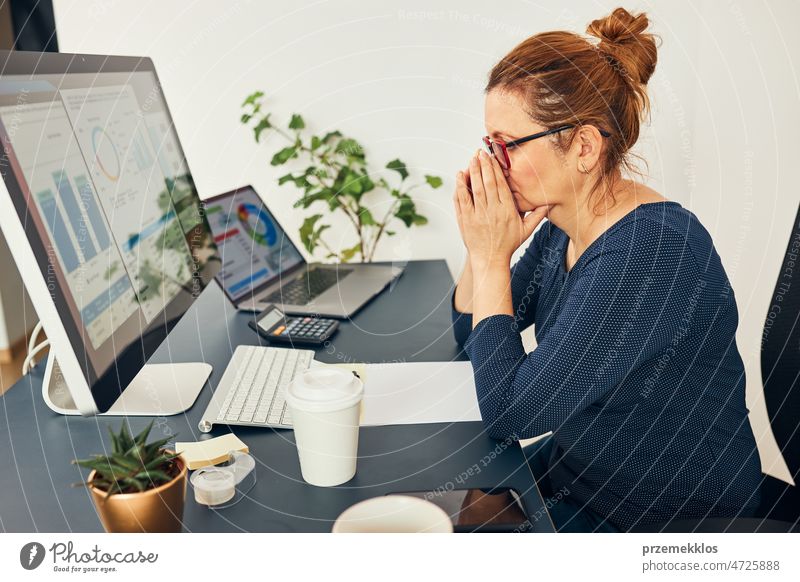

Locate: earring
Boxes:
[580,162,590,174]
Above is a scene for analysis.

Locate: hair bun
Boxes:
[586,7,657,86]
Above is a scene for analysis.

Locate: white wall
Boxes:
[53,0,799,480]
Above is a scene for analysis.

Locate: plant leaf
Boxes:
[74,457,112,471]
[386,159,408,180]
[118,422,133,452]
[425,175,443,188]
[121,478,145,493]
[333,167,371,201]
[134,470,172,484]
[144,454,172,471]
[359,207,377,226]
[288,114,305,130]
[294,189,334,210]
[359,173,375,194]
[111,453,141,472]
[278,173,297,186]
[394,196,417,227]
[278,171,313,190]
[142,436,172,458]
[253,115,272,143]
[242,91,264,107]
[271,145,298,166]
[108,425,121,455]
[340,243,361,263]
[300,214,323,253]
[321,130,342,144]
[134,419,155,447]
[335,138,365,161]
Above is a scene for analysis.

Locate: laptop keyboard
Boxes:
[266,268,351,305]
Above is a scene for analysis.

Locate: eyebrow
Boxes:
[490,130,516,140]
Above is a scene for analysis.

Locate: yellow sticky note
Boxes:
[175,433,249,470]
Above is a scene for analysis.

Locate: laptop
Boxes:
[204,185,403,318]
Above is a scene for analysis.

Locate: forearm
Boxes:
[453,257,474,314]
[471,258,513,329]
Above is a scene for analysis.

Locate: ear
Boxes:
[571,125,605,174]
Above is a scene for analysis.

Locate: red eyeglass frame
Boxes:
[483,124,611,170]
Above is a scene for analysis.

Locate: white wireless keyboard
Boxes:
[198,345,314,433]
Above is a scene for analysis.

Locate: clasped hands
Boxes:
[453,149,550,268]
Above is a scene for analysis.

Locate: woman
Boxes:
[452,7,762,532]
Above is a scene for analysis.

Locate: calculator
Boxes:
[248,303,339,346]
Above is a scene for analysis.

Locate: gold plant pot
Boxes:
[88,453,187,533]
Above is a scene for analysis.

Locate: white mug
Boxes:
[332,495,454,533]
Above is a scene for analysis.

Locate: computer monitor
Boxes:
[0,50,221,415]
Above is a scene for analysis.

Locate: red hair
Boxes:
[486,7,659,205]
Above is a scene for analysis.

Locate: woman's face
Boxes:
[483,89,573,213]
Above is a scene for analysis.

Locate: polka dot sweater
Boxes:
[452,201,762,530]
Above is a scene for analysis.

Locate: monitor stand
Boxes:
[42,356,212,416]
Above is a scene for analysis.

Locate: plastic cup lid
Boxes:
[286,367,363,413]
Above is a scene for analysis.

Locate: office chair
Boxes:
[632,204,800,533]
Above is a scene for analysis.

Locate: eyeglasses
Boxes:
[482,124,612,170]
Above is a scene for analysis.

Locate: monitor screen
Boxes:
[0,52,220,410]
[205,187,304,301]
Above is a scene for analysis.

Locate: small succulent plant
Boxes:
[73,420,180,496]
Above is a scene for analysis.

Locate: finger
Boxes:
[521,205,550,240]
[477,150,500,205]
[455,170,473,211]
[488,153,514,205]
[453,183,464,227]
[463,165,473,194]
[453,196,466,239]
[468,153,486,209]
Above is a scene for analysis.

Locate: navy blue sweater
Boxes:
[452,201,762,530]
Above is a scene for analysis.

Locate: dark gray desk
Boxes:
[0,260,553,532]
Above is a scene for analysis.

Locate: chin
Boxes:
[514,196,538,213]
[511,185,547,213]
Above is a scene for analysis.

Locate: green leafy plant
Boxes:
[72,420,180,496]
[240,91,443,262]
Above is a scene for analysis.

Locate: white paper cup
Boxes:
[332,495,453,533]
[286,367,364,487]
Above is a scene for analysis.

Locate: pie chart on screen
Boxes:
[237,203,276,246]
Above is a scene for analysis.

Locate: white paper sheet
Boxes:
[311,360,480,426]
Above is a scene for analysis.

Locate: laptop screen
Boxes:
[205,187,304,301]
